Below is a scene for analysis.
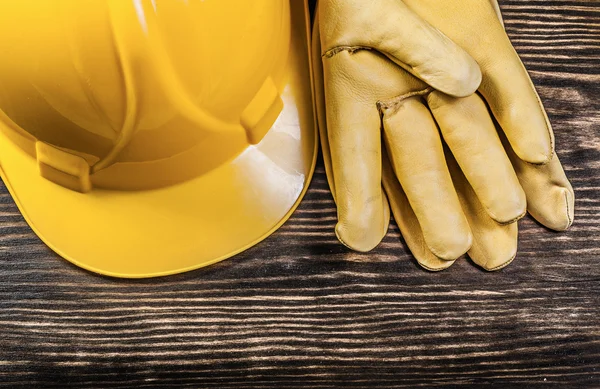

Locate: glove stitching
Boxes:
[491,209,527,226]
[417,259,455,272]
[323,45,372,58]
[376,88,434,117]
[484,250,517,272]
[564,189,573,229]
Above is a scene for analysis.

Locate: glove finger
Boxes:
[381,96,472,261]
[321,50,390,252]
[382,151,455,271]
[314,15,390,250]
[479,47,554,165]
[445,147,519,271]
[500,132,575,231]
[427,91,526,225]
[317,0,481,98]
[402,0,553,164]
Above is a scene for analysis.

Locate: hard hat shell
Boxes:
[0,0,317,277]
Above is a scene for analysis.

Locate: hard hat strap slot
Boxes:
[241,77,284,145]
[35,142,92,193]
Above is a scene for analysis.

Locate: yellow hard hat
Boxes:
[0,0,317,278]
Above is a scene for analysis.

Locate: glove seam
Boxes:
[376,88,434,117]
[323,45,372,58]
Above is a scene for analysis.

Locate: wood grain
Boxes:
[0,0,599,387]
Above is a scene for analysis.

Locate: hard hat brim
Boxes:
[0,1,317,278]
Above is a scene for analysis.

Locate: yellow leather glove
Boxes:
[313,0,575,270]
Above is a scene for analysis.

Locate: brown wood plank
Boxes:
[0,0,598,387]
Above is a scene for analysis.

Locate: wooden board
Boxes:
[0,0,598,387]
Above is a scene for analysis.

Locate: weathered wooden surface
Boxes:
[0,0,598,387]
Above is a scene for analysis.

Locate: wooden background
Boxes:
[0,0,599,387]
